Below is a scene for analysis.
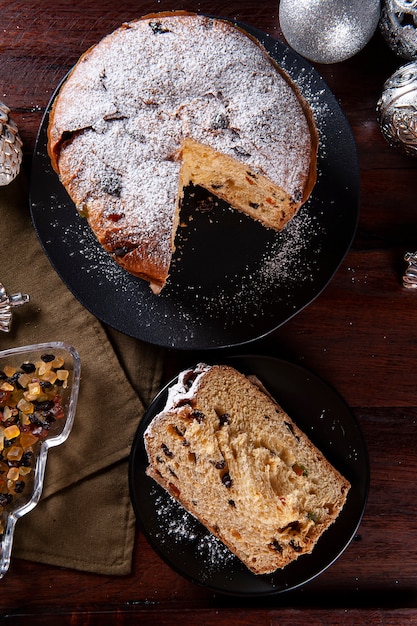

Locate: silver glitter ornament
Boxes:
[380,0,417,60]
[0,282,29,333]
[0,102,23,186]
[377,61,417,156]
[279,0,381,64]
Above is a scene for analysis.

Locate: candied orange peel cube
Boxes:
[4,424,20,440]
[7,467,20,481]
[19,432,38,449]
[3,365,16,378]
[0,381,14,392]
[6,446,23,462]
[17,398,34,414]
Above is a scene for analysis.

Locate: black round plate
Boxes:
[30,20,359,350]
[129,355,369,596]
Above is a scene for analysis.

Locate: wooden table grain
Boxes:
[2,1,417,623]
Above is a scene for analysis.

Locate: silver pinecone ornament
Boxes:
[0,102,23,186]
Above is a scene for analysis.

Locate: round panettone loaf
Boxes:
[48,12,318,293]
[144,364,350,575]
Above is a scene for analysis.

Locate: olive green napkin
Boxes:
[0,174,164,574]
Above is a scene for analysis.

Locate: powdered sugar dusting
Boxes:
[52,15,313,198]
[49,14,316,285]
[152,487,236,576]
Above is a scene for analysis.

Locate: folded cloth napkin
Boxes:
[0,174,164,574]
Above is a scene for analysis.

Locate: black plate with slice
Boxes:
[129,355,369,596]
[30,20,359,350]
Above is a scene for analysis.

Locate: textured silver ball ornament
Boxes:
[279,0,381,64]
[377,61,417,156]
[380,0,417,60]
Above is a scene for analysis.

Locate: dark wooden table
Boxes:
[2,1,417,623]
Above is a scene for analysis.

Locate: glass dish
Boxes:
[0,342,81,578]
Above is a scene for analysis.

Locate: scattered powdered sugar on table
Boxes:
[152,487,236,577]
[169,197,324,324]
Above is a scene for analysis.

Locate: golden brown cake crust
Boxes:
[48,12,318,293]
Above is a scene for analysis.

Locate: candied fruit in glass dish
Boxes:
[0,342,80,577]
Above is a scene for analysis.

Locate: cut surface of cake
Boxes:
[144,364,350,575]
[48,12,318,293]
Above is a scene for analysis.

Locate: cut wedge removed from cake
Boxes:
[48,12,318,293]
[144,364,350,575]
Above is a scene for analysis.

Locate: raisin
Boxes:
[290,540,302,553]
[114,247,129,258]
[173,425,184,437]
[249,202,259,209]
[149,21,170,34]
[214,459,225,470]
[20,452,33,467]
[40,380,53,389]
[161,443,173,458]
[218,413,230,426]
[269,539,283,553]
[0,493,13,507]
[20,362,36,373]
[233,146,251,158]
[228,499,236,507]
[34,400,54,412]
[7,372,20,386]
[192,410,205,423]
[284,420,300,441]
[222,473,232,488]
[282,521,301,533]
[61,130,74,143]
[211,113,229,130]
[41,354,55,363]
[102,172,122,197]
[14,481,25,494]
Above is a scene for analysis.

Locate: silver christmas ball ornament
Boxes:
[377,61,417,156]
[380,0,417,60]
[0,102,23,186]
[279,0,381,64]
